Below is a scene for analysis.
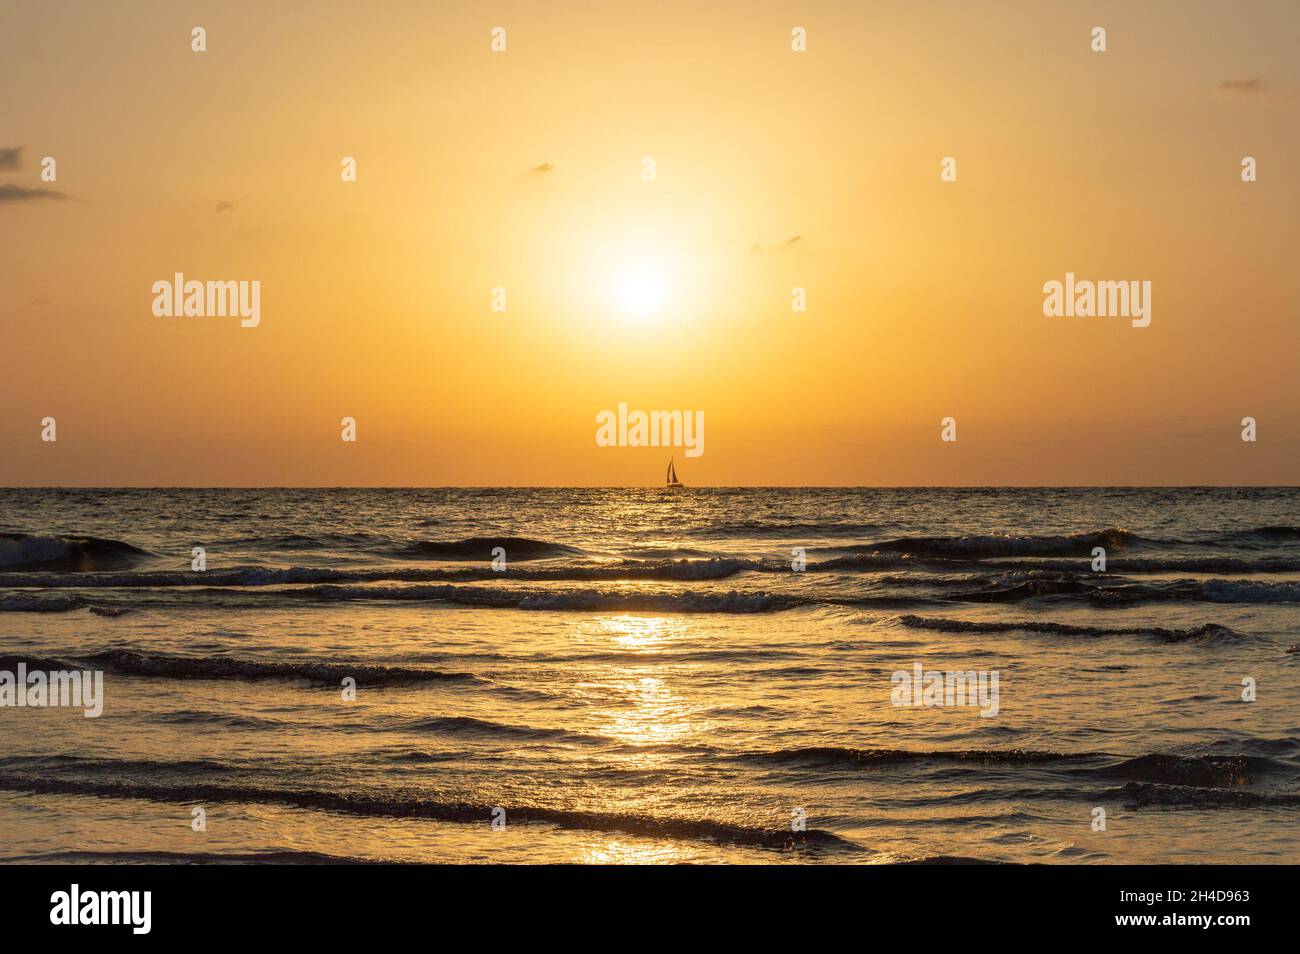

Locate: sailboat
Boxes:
[665,457,683,489]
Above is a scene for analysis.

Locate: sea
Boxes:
[1,487,1297,864]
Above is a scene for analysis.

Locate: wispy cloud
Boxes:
[0,146,22,171]
[0,184,68,203]
[1217,77,1266,95]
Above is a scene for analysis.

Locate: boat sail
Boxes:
[666,457,682,488]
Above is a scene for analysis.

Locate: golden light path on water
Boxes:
[588,615,698,749]
[560,614,723,864]
[578,840,692,865]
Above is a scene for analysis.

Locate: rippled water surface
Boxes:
[1,488,1298,863]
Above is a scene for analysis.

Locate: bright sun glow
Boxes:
[615,264,668,317]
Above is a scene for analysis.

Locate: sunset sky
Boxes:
[2,0,1298,486]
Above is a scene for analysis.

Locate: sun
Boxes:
[614,264,668,317]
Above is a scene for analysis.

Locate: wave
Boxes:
[31,549,1299,592]
[300,583,805,614]
[946,574,1300,605]
[943,573,1300,607]
[0,557,766,589]
[0,532,150,571]
[802,552,919,571]
[941,575,1195,607]
[0,649,482,687]
[1201,580,1300,603]
[147,709,295,729]
[1101,754,1280,787]
[945,577,1145,604]
[0,583,879,616]
[855,526,1300,560]
[736,746,1300,790]
[0,594,90,613]
[401,715,606,744]
[898,615,1248,643]
[1113,782,1300,808]
[5,522,1296,577]
[803,552,1300,575]
[391,536,584,561]
[1217,526,1300,545]
[7,573,1295,613]
[863,529,1142,559]
[11,746,1291,793]
[0,774,860,852]
[734,746,1100,769]
[0,595,132,616]
[973,556,1300,574]
[1,753,238,774]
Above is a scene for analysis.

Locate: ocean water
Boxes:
[1,487,1298,864]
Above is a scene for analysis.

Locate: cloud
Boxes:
[1217,78,1265,95]
[0,146,22,171]
[530,161,555,173]
[215,200,238,213]
[0,184,68,203]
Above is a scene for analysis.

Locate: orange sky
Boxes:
[2,0,1298,486]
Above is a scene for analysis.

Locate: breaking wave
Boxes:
[863,529,1142,559]
[0,532,150,571]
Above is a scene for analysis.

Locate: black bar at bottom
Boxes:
[0,863,1282,940]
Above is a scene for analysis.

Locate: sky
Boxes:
[2,0,1298,486]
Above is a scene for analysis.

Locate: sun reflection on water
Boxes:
[578,838,691,865]
[594,613,687,650]
[582,615,705,749]
[595,673,697,747]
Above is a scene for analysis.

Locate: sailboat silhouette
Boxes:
[665,457,683,489]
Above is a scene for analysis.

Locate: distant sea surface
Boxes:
[1,487,1298,864]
